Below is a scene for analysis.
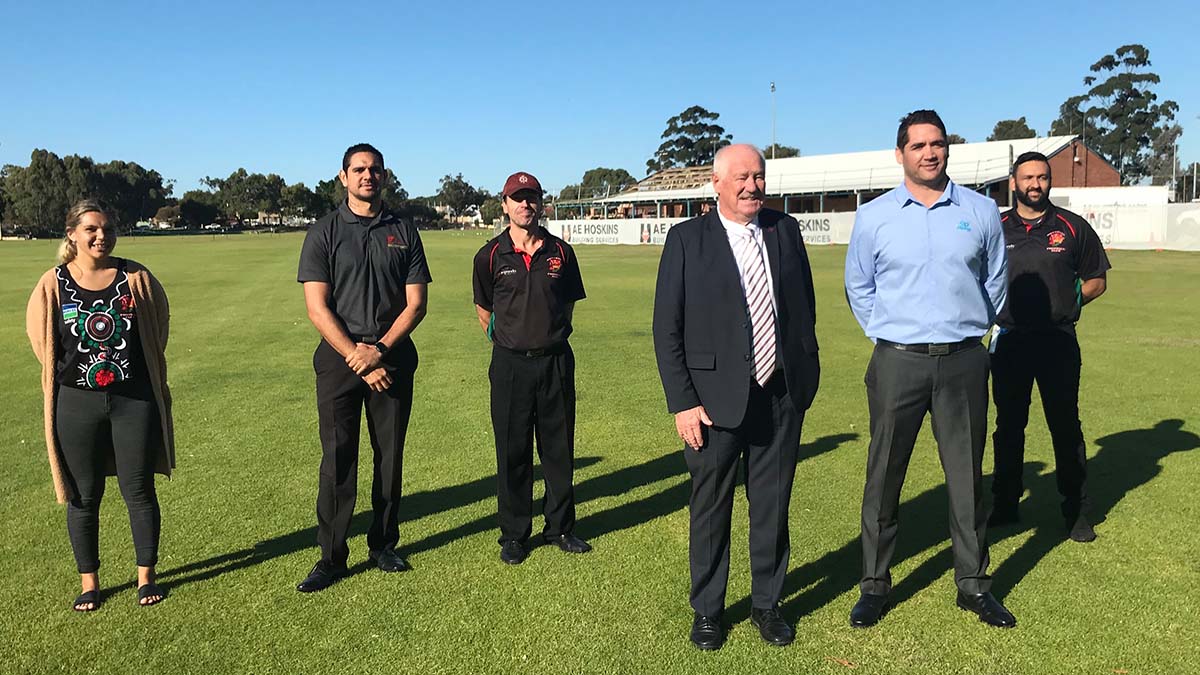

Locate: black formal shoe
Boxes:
[546,533,593,554]
[750,607,795,646]
[849,593,889,628]
[1067,514,1097,543]
[369,548,411,572]
[500,540,528,565]
[956,592,1017,628]
[987,504,1020,528]
[296,560,346,593]
[689,614,725,651]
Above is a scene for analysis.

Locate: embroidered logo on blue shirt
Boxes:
[957,221,971,232]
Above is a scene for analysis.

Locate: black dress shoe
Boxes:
[956,592,1016,628]
[369,548,411,572]
[1067,514,1097,542]
[545,533,593,554]
[750,607,795,646]
[690,614,725,651]
[849,593,888,628]
[296,560,346,593]
[500,540,528,565]
[987,504,1020,528]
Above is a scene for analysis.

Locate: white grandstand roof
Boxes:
[598,136,1080,203]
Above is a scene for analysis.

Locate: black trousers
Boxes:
[991,328,1089,518]
[685,373,802,618]
[313,339,415,565]
[489,344,577,544]
[860,343,991,596]
[56,385,161,574]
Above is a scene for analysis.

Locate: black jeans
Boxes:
[489,343,577,544]
[991,328,1089,518]
[56,385,161,574]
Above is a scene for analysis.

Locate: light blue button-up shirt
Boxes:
[844,180,1008,344]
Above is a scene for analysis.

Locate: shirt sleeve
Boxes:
[843,210,877,335]
[1074,219,1112,280]
[980,206,1008,319]
[297,221,331,283]
[563,243,586,303]
[472,244,495,312]
[404,224,433,284]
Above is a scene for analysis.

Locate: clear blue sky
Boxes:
[2,1,1197,198]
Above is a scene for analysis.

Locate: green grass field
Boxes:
[1,231,1197,674]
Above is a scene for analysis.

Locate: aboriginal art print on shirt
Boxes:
[56,264,137,389]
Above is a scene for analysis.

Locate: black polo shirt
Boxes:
[297,202,432,338]
[472,226,585,351]
[996,204,1110,331]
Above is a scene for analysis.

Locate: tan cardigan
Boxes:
[25,260,176,504]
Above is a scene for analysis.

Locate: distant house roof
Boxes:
[599,136,1082,204]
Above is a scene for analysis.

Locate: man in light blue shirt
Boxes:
[844,110,1015,630]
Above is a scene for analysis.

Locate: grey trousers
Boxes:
[859,342,992,595]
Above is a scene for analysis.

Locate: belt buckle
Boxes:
[527,348,545,357]
[928,343,950,356]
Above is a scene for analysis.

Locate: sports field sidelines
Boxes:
[1,230,1196,674]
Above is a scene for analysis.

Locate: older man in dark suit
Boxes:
[653,143,820,651]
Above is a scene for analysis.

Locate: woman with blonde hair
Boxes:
[26,199,175,611]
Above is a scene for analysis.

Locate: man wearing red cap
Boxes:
[471,171,591,565]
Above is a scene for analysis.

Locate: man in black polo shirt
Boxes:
[989,151,1110,542]
[471,171,590,565]
[295,143,432,591]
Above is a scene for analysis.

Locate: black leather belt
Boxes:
[495,343,566,358]
[878,337,980,356]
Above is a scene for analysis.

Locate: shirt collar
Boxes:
[716,207,760,237]
[501,225,551,255]
[338,201,386,225]
[895,179,958,208]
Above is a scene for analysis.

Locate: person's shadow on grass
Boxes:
[987,418,1199,596]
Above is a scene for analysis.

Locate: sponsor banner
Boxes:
[549,218,686,245]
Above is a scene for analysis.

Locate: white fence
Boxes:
[545,204,1200,251]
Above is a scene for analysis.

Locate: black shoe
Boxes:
[369,548,411,572]
[956,592,1016,628]
[1067,514,1097,543]
[296,560,346,593]
[545,533,593,554]
[689,614,725,651]
[500,540,528,565]
[987,504,1020,528]
[750,607,795,646]
[849,593,888,628]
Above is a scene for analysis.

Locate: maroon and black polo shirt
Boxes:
[472,226,585,352]
[996,204,1111,331]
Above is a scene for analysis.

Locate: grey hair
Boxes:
[712,144,766,178]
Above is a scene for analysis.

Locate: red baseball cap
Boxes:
[502,172,543,198]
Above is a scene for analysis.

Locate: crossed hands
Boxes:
[346,342,391,392]
[675,405,713,451]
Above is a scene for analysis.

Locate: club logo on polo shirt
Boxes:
[497,265,516,276]
[957,221,971,232]
[386,234,407,250]
[1047,231,1066,252]
[547,257,563,274]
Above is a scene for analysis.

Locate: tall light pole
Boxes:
[770,81,777,160]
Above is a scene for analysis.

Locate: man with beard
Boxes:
[844,110,1014,628]
[472,171,591,566]
[654,144,820,650]
[295,143,431,592]
[988,151,1110,542]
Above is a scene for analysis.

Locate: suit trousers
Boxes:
[685,373,802,618]
[489,344,577,544]
[859,343,991,595]
[313,339,414,565]
[990,328,1089,518]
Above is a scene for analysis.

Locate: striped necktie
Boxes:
[735,226,777,386]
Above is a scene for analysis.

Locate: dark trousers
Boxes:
[685,373,802,618]
[860,343,991,595]
[489,344,577,544]
[313,339,414,565]
[55,385,161,574]
[991,328,1089,518]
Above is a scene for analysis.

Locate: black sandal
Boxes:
[73,590,101,612]
[137,583,166,607]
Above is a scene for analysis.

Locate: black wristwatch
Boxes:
[374,341,390,356]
